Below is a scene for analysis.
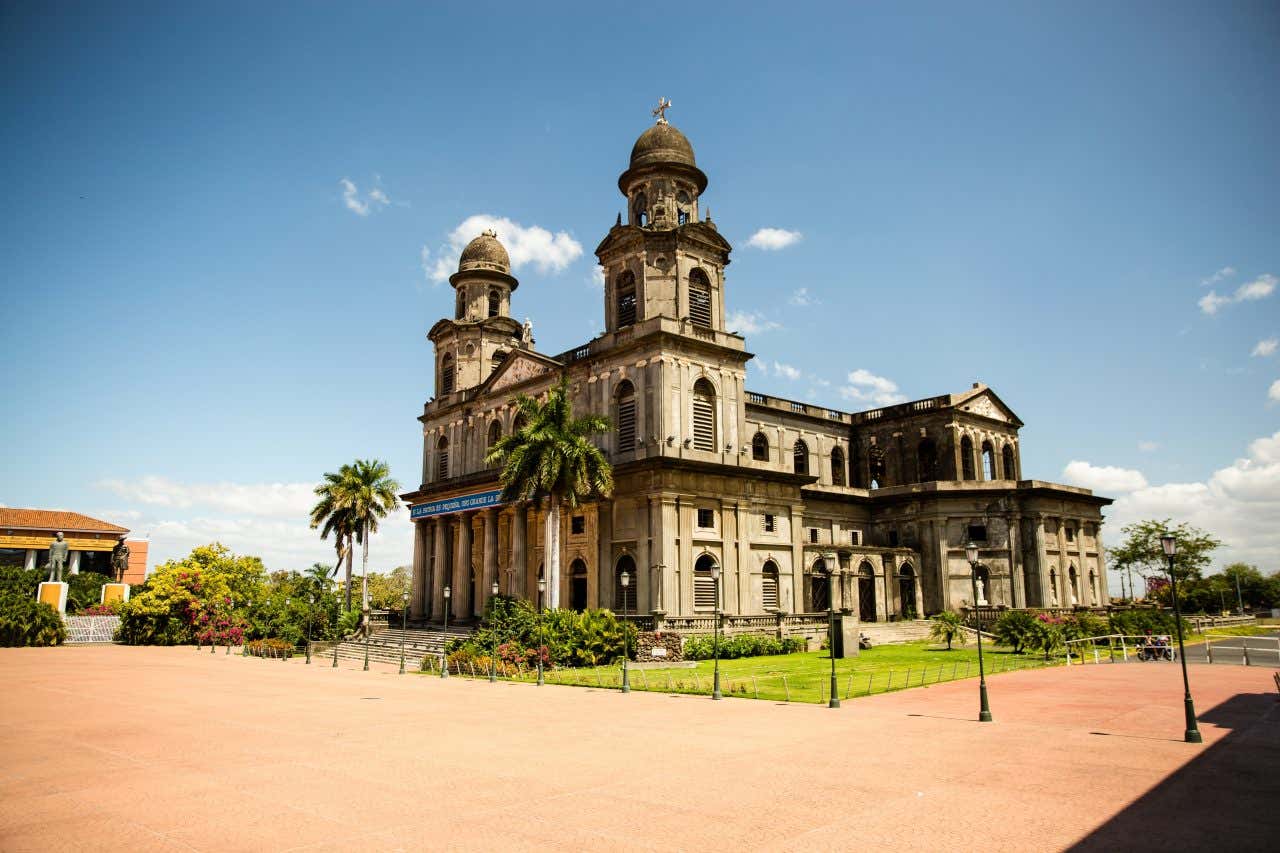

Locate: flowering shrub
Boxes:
[81,601,122,617]
[245,638,294,658]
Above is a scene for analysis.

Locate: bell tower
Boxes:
[427,230,524,397]
[596,101,732,336]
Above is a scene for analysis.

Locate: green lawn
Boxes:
[424,639,1073,704]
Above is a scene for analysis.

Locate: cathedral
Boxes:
[400,109,1112,626]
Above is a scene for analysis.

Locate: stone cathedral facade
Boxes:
[400,113,1112,625]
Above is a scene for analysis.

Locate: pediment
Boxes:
[482,350,562,395]
[955,388,1023,427]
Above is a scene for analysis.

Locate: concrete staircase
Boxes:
[322,625,474,667]
[860,620,934,645]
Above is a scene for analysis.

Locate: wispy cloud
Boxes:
[789,287,818,307]
[1137,440,1159,452]
[339,178,392,217]
[839,368,904,406]
[1200,266,1236,287]
[726,310,781,335]
[1252,337,1278,358]
[1270,379,1280,403]
[1062,461,1149,493]
[426,214,583,283]
[589,265,605,290]
[772,361,802,380]
[746,228,802,250]
[1199,273,1277,315]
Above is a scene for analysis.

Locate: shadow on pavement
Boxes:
[1068,691,1280,852]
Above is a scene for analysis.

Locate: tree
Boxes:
[337,459,401,629]
[992,609,1037,654]
[1108,519,1222,597]
[485,378,613,609]
[929,610,967,650]
[310,466,358,611]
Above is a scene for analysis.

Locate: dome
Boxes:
[628,122,698,170]
[457,229,510,274]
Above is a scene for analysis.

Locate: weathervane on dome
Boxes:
[652,97,672,125]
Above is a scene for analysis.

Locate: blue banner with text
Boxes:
[410,489,503,519]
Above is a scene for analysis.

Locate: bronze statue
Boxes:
[47,532,69,583]
[110,540,130,582]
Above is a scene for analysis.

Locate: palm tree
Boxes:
[485,378,613,610]
[310,466,358,611]
[339,459,402,630]
[929,610,968,651]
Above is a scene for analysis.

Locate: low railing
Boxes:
[1187,614,1256,632]
[1203,633,1279,666]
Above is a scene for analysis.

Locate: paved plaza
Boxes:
[1,647,1276,852]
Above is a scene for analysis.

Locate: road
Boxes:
[1183,630,1280,666]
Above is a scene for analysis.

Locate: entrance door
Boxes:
[570,559,588,611]
[898,566,916,618]
[858,563,876,622]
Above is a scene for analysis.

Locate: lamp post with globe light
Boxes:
[826,565,839,709]
[306,594,314,664]
[399,590,408,675]
[620,570,631,694]
[965,542,992,722]
[711,564,722,700]
[1161,533,1202,744]
[537,577,546,686]
[489,581,499,682]
[440,586,451,679]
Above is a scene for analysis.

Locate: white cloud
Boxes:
[340,178,391,217]
[1061,461,1149,493]
[1104,429,1280,568]
[92,477,413,573]
[1199,273,1277,315]
[1252,338,1278,358]
[772,361,802,381]
[1200,266,1235,287]
[1137,440,1159,453]
[839,368,905,406]
[589,265,604,290]
[726,310,781,335]
[746,228,802,250]
[789,287,818,307]
[427,215,583,283]
[1270,379,1280,403]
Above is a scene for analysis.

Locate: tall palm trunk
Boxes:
[545,495,561,610]
[343,534,355,612]
[360,519,371,633]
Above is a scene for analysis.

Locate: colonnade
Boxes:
[410,505,533,622]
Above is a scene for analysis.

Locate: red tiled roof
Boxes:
[0,508,129,534]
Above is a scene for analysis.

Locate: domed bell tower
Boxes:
[428,230,524,397]
[596,100,732,337]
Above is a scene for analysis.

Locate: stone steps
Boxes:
[860,620,934,645]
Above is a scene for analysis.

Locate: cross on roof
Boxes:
[652,97,672,124]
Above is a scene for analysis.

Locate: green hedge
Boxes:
[681,633,806,660]
[0,595,66,647]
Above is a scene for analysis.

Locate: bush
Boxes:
[244,638,294,658]
[1027,615,1064,660]
[80,602,122,616]
[992,610,1038,654]
[461,596,635,668]
[0,567,42,598]
[1109,609,1188,637]
[681,632,804,660]
[67,572,113,614]
[929,611,968,650]
[0,595,67,646]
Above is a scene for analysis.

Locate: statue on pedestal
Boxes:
[975,577,987,606]
[47,532,69,583]
[111,540,130,582]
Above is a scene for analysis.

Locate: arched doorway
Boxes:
[761,560,780,611]
[694,554,718,610]
[1068,565,1079,606]
[810,558,830,612]
[898,564,916,618]
[570,558,588,611]
[858,561,876,622]
[614,555,637,612]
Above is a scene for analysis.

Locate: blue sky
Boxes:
[2,2,1277,580]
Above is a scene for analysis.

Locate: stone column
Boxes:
[598,502,613,611]
[1033,516,1049,607]
[483,508,499,613]
[69,551,81,575]
[512,504,527,598]
[432,516,448,621]
[637,496,652,613]
[913,573,925,620]
[411,521,428,619]
[1008,511,1024,608]
[453,513,473,619]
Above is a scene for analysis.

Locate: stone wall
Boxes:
[633,631,683,662]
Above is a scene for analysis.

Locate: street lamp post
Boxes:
[489,581,499,682]
[283,597,290,662]
[332,593,340,668]
[227,598,234,655]
[441,586,451,679]
[362,593,370,672]
[306,594,314,664]
[827,567,840,709]
[1234,570,1245,616]
[711,564,722,700]
[399,590,408,675]
[965,542,993,722]
[620,570,631,694]
[1161,533,1203,744]
[536,577,546,686]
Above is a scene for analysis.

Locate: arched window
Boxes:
[1049,568,1059,605]
[693,554,718,610]
[487,288,500,318]
[898,563,916,618]
[981,441,996,480]
[793,439,809,475]
[676,190,691,225]
[869,449,885,488]
[615,271,637,328]
[831,445,846,486]
[858,561,876,622]
[513,413,526,434]
[633,192,648,227]
[436,436,449,481]
[486,420,501,459]
[974,564,991,605]
[688,268,712,328]
[960,435,975,480]
[1002,444,1017,480]
[440,353,455,395]
[614,380,636,453]
[1068,564,1079,605]
[691,378,716,451]
[810,558,830,612]
[570,559,588,611]
[614,555,637,612]
[850,443,864,488]
[917,438,939,482]
[455,288,466,320]
[761,560,779,610]
[751,431,769,461]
